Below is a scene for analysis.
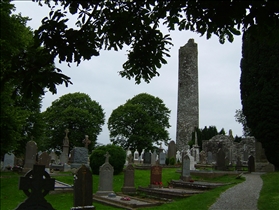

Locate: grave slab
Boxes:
[170,180,227,190]
[137,186,204,199]
[93,194,163,209]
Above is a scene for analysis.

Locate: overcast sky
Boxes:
[14,1,244,147]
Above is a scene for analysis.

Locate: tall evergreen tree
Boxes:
[240,21,279,169]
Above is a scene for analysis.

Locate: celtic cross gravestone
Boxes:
[16,164,55,210]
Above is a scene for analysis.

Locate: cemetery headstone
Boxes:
[151,150,157,165]
[143,151,151,165]
[60,129,70,164]
[82,135,91,149]
[3,152,15,170]
[248,155,255,173]
[71,165,95,210]
[180,153,191,181]
[38,152,51,169]
[236,156,242,171]
[168,140,176,159]
[96,152,114,195]
[207,151,213,164]
[23,140,38,172]
[134,149,139,163]
[49,151,58,164]
[15,164,55,210]
[71,147,89,169]
[121,164,137,194]
[125,148,132,165]
[159,151,166,165]
[216,148,226,171]
[199,150,206,164]
[150,165,162,188]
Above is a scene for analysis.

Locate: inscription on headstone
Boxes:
[150,165,162,187]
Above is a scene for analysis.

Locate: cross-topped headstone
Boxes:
[63,129,70,146]
[82,135,91,148]
[16,164,55,209]
[104,152,111,163]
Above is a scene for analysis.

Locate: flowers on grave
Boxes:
[121,196,131,201]
[189,179,194,183]
[153,181,163,187]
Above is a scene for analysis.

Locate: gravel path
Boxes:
[209,173,263,210]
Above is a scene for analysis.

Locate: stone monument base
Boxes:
[71,163,89,169]
[95,191,115,196]
[180,175,192,182]
[121,186,137,194]
[71,206,95,210]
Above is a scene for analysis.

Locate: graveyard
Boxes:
[1,164,278,209]
[1,134,278,209]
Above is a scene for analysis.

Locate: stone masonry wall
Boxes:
[176,39,199,151]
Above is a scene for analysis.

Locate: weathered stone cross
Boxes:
[65,128,69,137]
[16,164,55,209]
[104,152,111,163]
[82,135,91,148]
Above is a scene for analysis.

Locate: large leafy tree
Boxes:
[108,93,171,154]
[1,0,72,99]
[0,1,48,157]
[42,92,105,152]
[240,21,279,169]
[32,0,278,84]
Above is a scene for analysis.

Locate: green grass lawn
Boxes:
[1,169,277,210]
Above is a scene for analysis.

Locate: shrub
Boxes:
[169,157,176,165]
[89,144,126,175]
[165,157,169,165]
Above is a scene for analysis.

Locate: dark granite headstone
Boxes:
[96,152,114,195]
[248,155,255,173]
[71,165,95,210]
[216,148,226,171]
[150,165,162,187]
[168,140,176,159]
[143,151,151,164]
[121,164,136,194]
[71,147,89,169]
[15,165,55,210]
[23,140,37,171]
